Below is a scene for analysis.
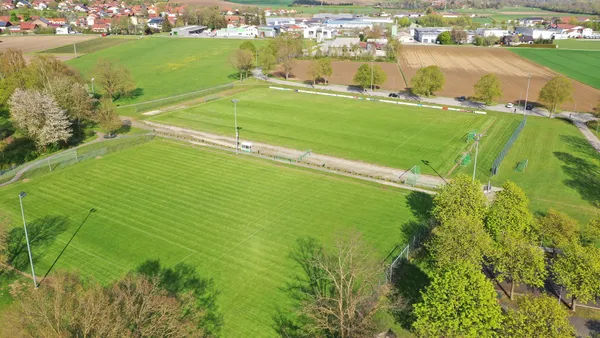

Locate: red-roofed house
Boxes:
[92,22,109,32]
[48,17,66,25]
[20,22,38,31]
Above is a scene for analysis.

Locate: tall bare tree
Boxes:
[97,99,123,136]
[292,232,387,338]
[9,88,72,148]
[95,59,136,101]
[271,34,302,80]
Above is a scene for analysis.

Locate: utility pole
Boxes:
[232,99,239,155]
[74,43,77,58]
[91,78,95,95]
[523,73,531,116]
[370,61,374,92]
[472,134,482,182]
[19,192,37,289]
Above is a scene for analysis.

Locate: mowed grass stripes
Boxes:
[150,89,493,176]
[0,139,417,337]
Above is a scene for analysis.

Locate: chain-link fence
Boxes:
[0,134,155,185]
[492,117,527,175]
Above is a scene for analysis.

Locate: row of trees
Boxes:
[0,49,136,168]
[0,258,222,337]
[412,175,600,336]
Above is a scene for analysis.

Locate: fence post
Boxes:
[74,150,79,163]
[47,158,52,172]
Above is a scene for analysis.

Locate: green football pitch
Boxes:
[150,88,599,223]
[0,139,418,337]
[150,88,501,177]
[66,38,260,104]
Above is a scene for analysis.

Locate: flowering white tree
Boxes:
[9,88,72,148]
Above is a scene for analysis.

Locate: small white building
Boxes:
[414,27,451,43]
[216,25,257,38]
[55,26,72,34]
[515,27,557,40]
[476,28,509,38]
[303,26,336,41]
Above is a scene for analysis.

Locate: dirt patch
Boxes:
[277,60,404,90]
[22,178,31,182]
[95,156,102,159]
[0,35,98,53]
[398,45,600,111]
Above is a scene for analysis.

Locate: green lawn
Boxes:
[66,37,260,104]
[0,138,418,337]
[511,49,600,89]
[556,39,600,51]
[42,36,137,54]
[476,116,599,223]
[150,88,495,176]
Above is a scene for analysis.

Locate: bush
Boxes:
[513,44,557,48]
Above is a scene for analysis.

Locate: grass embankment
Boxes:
[150,88,495,176]
[0,138,419,337]
[556,39,600,51]
[67,37,264,105]
[511,48,600,89]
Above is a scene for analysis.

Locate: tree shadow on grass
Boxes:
[406,191,433,222]
[390,259,430,330]
[7,216,68,271]
[135,259,223,335]
[39,208,97,286]
[553,150,600,208]
[587,320,600,337]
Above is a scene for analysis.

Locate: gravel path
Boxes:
[136,120,446,193]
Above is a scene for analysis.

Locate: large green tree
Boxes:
[436,31,453,45]
[538,209,579,248]
[319,58,333,84]
[485,181,533,240]
[307,59,323,86]
[552,244,600,311]
[473,73,503,106]
[353,63,387,91]
[581,216,600,247]
[492,232,547,300]
[413,262,502,337]
[538,75,573,117]
[432,174,487,225]
[501,294,576,338]
[410,65,445,97]
[427,215,493,269]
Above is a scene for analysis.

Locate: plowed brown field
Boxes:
[0,35,98,53]
[278,45,600,112]
[399,45,599,111]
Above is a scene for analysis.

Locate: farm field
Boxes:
[150,88,497,176]
[0,138,417,337]
[399,45,600,111]
[511,48,600,90]
[66,37,258,104]
[42,36,137,54]
[556,39,600,50]
[0,35,98,53]
[282,59,405,90]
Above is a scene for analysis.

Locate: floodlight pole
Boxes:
[523,73,531,116]
[472,134,481,182]
[370,61,374,92]
[232,99,239,155]
[73,43,77,58]
[19,192,37,289]
[91,78,95,95]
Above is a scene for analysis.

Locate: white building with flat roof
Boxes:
[303,26,336,41]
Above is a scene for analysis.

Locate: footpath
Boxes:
[258,72,600,154]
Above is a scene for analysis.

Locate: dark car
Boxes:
[457,96,467,102]
[388,93,399,98]
[526,104,533,110]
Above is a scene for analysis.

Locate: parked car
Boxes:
[526,104,533,110]
[457,96,466,102]
[388,93,399,98]
[506,103,514,108]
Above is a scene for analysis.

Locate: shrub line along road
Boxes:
[257,72,600,153]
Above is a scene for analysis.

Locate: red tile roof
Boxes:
[20,22,37,30]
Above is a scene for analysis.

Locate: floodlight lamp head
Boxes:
[19,191,27,198]
[231,99,239,103]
